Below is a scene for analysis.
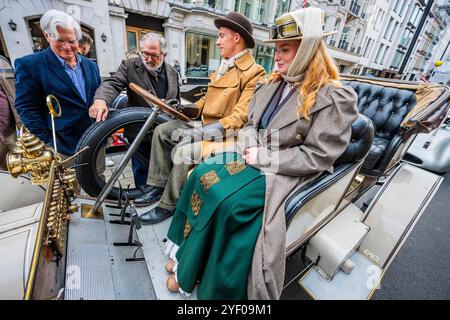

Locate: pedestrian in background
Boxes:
[78,32,93,57]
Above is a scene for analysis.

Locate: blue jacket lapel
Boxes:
[80,56,92,104]
[44,49,84,103]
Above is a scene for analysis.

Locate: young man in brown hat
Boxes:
[136,12,266,225]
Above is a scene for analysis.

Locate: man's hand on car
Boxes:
[89,99,109,122]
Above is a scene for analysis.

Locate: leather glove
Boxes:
[179,121,225,144]
[166,99,201,119]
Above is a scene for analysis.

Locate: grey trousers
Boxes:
[147,119,202,209]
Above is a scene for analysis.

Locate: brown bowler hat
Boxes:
[214,12,255,48]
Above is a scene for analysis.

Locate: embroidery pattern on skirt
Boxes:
[225,159,247,176]
[184,220,192,239]
[200,170,220,192]
[191,191,202,216]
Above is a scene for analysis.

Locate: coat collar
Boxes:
[135,58,157,95]
[252,81,280,126]
[134,59,178,100]
[253,81,334,132]
[234,50,256,71]
[164,62,179,100]
[44,48,88,103]
[208,51,256,88]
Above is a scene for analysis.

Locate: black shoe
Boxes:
[138,206,175,225]
[134,187,164,207]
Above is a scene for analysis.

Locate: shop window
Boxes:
[126,26,163,51]
[185,32,220,78]
[28,18,97,61]
[275,0,291,21]
[185,33,276,78]
[183,0,224,10]
[234,0,270,23]
[253,45,274,73]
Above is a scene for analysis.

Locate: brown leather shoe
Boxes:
[166,274,180,292]
[165,259,175,273]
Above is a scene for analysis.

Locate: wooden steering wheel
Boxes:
[129,82,190,122]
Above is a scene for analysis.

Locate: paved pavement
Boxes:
[95,154,450,300]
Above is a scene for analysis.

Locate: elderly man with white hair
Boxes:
[14,9,102,157]
[90,32,181,190]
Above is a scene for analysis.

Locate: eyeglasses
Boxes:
[54,38,79,47]
[141,51,162,60]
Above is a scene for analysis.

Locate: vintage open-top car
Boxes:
[1,75,449,300]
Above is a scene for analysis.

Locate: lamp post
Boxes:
[398,0,434,78]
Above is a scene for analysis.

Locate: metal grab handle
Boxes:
[46,95,62,155]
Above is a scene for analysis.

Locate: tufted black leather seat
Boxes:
[342,80,417,177]
[285,114,374,226]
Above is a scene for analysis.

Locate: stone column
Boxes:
[223,0,235,13]
[164,10,186,79]
[109,8,128,69]
[267,0,278,24]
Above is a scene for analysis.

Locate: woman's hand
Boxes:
[242,147,258,165]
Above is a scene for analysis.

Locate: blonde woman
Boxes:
[164,7,359,300]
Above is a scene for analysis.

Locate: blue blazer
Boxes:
[14,48,101,155]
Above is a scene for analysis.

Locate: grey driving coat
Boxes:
[236,80,359,299]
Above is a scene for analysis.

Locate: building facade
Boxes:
[0,0,291,79]
[309,0,370,74]
[420,0,450,80]
[0,0,448,82]
[400,0,449,81]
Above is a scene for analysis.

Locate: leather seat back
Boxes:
[342,80,417,177]
[343,81,416,138]
[335,114,374,166]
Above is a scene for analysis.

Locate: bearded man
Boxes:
[90,32,181,189]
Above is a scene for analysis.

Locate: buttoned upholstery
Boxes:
[342,80,417,177]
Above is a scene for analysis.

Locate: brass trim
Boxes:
[24,161,56,300]
[46,95,62,117]
[367,270,386,300]
[81,203,104,219]
[298,269,318,300]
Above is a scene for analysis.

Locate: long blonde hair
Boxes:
[267,40,342,120]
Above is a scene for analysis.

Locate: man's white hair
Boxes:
[40,9,82,40]
[139,33,167,54]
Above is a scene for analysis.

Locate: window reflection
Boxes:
[185,33,276,78]
[234,0,270,23]
[186,32,220,78]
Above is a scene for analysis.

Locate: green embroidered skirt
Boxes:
[167,152,266,299]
